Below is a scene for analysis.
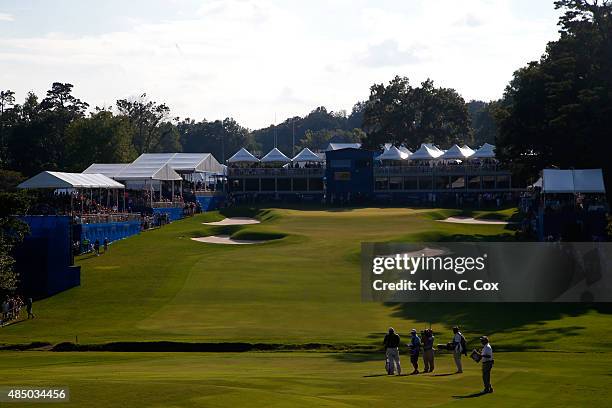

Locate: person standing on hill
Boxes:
[478,336,494,393]
[452,326,467,373]
[422,329,435,373]
[26,297,35,319]
[409,329,421,374]
[383,327,401,375]
[94,239,100,256]
[103,238,109,254]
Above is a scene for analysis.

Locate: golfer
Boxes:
[409,329,421,374]
[452,326,467,373]
[383,327,401,375]
[422,329,435,373]
[478,336,494,393]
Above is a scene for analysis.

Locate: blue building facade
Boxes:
[15,216,81,299]
[325,148,374,202]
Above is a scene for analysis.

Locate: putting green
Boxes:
[0,351,610,407]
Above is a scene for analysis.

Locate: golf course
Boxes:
[2,207,612,406]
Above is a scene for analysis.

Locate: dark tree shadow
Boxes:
[380,302,612,349]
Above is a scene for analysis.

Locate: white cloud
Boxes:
[358,39,424,68]
[0,0,561,128]
[0,12,14,22]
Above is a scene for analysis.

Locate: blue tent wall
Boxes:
[195,194,225,211]
[75,220,141,246]
[152,207,183,221]
[15,216,80,299]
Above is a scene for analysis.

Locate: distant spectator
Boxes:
[25,297,35,319]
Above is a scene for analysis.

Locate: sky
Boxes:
[0,0,563,129]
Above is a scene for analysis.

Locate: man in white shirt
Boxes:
[452,326,466,373]
[478,336,494,393]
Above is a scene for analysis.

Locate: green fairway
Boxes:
[0,351,611,407]
[1,207,611,352]
[1,206,612,406]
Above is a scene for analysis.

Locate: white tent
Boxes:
[572,169,606,193]
[112,162,182,181]
[261,148,291,163]
[542,169,606,194]
[227,148,260,163]
[471,143,496,159]
[292,148,324,162]
[409,143,444,160]
[376,146,409,161]
[130,153,224,174]
[83,163,130,178]
[542,169,574,193]
[325,143,362,151]
[461,145,475,156]
[399,146,412,156]
[18,171,124,190]
[439,144,474,160]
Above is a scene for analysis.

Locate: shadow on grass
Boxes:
[382,303,612,350]
[453,391,489,399]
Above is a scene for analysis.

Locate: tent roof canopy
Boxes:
[18,171,125,189]
[471,143,496,159]
[292,147,324,162]
[376,145,409,161]
[227,147,260,163]
[131,153,224,174]
[439,144,474,160]
[82,163,130,178]
[542,169,606,194]
[112,162,182,181]
[325,143,362,151]
[261,148,291,163]
[409,143,444,160]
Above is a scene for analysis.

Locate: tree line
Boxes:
[0,87,498,182]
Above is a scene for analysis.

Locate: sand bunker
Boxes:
[203,217,260,226]
[439,216,511,225]
[191,235,268,245]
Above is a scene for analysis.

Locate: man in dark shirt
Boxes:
[383,327,401,375]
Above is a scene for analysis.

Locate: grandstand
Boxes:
[227,143,517,206]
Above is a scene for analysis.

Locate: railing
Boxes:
[374,164,507,176]
[228,168,325,177]
[73,213,141,224]
[151,201,185,208]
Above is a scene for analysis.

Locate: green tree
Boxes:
[297,128,364,151]
[496,0,612,193]
[66,109,137,171]
[178,117,256,163]
[0,192,29,292]
[116,94,171,154]
[467,100,499,146]
[362,76,470,150]
[0,90,16,166]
